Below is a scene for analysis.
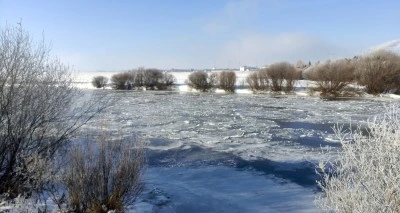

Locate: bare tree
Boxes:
[0,24,106,197]
[187,71,214,92]
[110,71,134,90]
[209,72,219,89]
[143,68,164,90]
[63,132,145,212]
[92,76,108,89]
[246,70,269,91]
[265,62,299,92]
[111,68,175,90]
[133,67,145,87]
[356,50,400,95]
[305,59,356,97]
[317,106,400,212]
[218,71,237,92]
[157,72,175,90]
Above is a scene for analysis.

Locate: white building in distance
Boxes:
[239,66,258,71]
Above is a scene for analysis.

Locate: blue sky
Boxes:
[0,0,399,71]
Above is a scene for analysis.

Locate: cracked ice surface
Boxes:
[83,91,389,162]
[76,91,393,212]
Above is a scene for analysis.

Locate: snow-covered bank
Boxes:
[73,71,400,99]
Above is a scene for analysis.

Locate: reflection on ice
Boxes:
[134,166,318,213]
[146,145,317,187]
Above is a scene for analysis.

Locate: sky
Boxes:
[0,0,399,71]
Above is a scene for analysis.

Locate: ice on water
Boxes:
[85,91,386,162]
[75,90,391,212]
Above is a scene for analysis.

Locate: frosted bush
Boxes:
[0,196,51,213]
[316,105,400,212]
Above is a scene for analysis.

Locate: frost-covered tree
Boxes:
[0,24,104,197]
[317,105,400,212]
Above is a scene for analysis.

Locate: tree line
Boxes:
[94,49,400,98]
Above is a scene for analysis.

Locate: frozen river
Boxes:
[81,90,391,212]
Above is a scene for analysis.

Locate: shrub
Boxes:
[111,69,175,90]
[111,72,134,90]
[143,68,164,90]
[209,72,219,89]
[157,73,175,90]
[266,62,299,92]
[142,69,175,90]
[317,106,400,212]
[246,70,269,91]
[356,50,400,95]
[0,24,103,197]
[218,71,237,92]
[92,76,108,88]
[133,68,145,87]
[306,59,356,97]
[187,71,214,92]
[63,133,145,212]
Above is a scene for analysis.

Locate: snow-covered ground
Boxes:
[73,70,400,99]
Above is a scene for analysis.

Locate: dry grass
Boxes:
[63,131,145,213]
